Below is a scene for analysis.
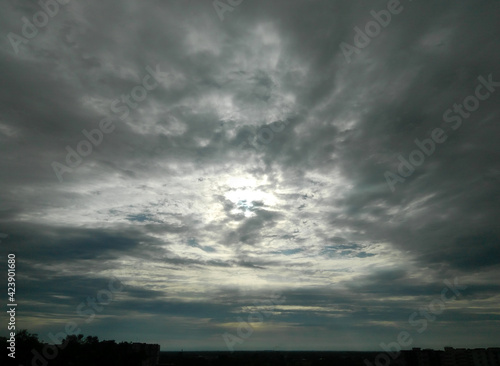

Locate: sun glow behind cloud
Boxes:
[2,0,500,351]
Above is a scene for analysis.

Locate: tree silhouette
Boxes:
[2,329,157,366]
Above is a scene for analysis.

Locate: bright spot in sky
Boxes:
[224,177,277,217]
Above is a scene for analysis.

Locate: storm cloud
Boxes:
[1,0,499,351]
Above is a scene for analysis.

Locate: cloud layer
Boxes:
[1,0,499,350]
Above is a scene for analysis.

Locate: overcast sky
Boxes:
[1,0,500,352]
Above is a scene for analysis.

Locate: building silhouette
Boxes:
[401,347,500,366]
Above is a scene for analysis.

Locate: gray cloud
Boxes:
[1,0,499,350]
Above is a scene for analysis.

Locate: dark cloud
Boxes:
[1,0,499,350]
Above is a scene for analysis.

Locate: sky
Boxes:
[1,0,500,352]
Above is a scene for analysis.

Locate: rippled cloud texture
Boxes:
[1,0,499,350]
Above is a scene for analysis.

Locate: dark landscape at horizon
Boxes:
[1,0,500,365]
[2,329,500,366]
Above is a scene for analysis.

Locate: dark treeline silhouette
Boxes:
[2,329,159,366]
[3,331,499,366]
